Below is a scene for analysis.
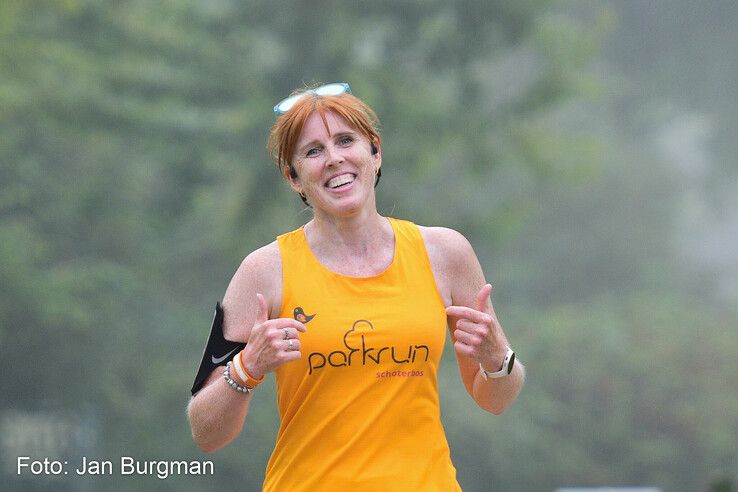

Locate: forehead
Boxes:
[297,111,356,144]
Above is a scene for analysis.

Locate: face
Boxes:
[288,111,381,217]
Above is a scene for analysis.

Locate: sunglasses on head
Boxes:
[273,83,351,116]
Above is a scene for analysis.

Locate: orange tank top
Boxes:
[263,218,461,492]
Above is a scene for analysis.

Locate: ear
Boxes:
[371,140,381,157]
[284,165,303,194]
[371,140,382,172]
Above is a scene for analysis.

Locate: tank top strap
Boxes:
[387,217,444,305]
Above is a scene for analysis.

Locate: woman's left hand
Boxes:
[445,284,508,372]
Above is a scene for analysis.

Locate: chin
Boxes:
[319,197,369,217]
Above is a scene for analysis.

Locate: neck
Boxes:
[304,211,394,278]
[307,208,388,257]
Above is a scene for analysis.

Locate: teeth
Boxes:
[327,174,355,189]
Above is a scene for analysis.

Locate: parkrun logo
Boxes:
[307,319,430,375]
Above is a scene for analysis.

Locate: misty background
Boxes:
[1,1,736,491]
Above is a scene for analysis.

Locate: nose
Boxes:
[324,142,344,167]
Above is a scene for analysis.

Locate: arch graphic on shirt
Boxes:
[306,318,430,375]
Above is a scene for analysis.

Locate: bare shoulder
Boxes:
[417,225,483,305]
[417,225,477,271]
[221,241,282,342]
[236,240,282,277]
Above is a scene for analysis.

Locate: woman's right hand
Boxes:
[240,293,307,378]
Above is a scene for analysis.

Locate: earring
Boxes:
[298,192,310,207]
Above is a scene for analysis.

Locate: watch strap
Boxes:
[479,347,515,380]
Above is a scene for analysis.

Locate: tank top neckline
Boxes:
[298,216,399,281]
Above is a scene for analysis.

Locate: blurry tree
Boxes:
[603,0,738,304]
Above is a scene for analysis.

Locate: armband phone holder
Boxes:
[190,302,246,395]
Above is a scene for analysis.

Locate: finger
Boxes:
[453,340,474,357]
[453,328,482,347]
[255,293,269,324]
[455,319,488,337]
[281,350,302,363]
[285,338,301,352]
[476,283,492,313]
[269,317,308,333]
[446,305,492,325]
[282,327,302,340]
[486,284,500,319]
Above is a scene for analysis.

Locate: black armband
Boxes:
[190,302,246,395]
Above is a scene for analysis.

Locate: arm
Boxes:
[187,242,307,452]
[421,227,524,415]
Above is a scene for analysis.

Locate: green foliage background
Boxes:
[1,1,736,491]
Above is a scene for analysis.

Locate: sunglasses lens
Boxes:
[274,83,351,116]
[275,94,303,115]
[314,83,350,97]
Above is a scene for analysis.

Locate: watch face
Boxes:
[507,352,515,374]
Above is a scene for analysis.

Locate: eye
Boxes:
[305,146,321,157]
[337,135,354,146]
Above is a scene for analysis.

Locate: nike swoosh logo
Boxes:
[212,347,240,365]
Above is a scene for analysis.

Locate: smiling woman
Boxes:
[187,82,525,491]
[284,111,380,217]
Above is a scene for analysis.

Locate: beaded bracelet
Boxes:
[223,361,252,394]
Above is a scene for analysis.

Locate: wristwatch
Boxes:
[479,347,515,380]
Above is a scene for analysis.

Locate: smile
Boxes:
[326,173,356,189]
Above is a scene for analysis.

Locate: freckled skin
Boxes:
[287,111,380,220]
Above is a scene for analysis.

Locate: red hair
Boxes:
[267,91,381,177]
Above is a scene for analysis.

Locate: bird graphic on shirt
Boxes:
[293,307,316,324]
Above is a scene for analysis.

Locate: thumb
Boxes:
[255,293,268,324]
[476,283,492,313]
